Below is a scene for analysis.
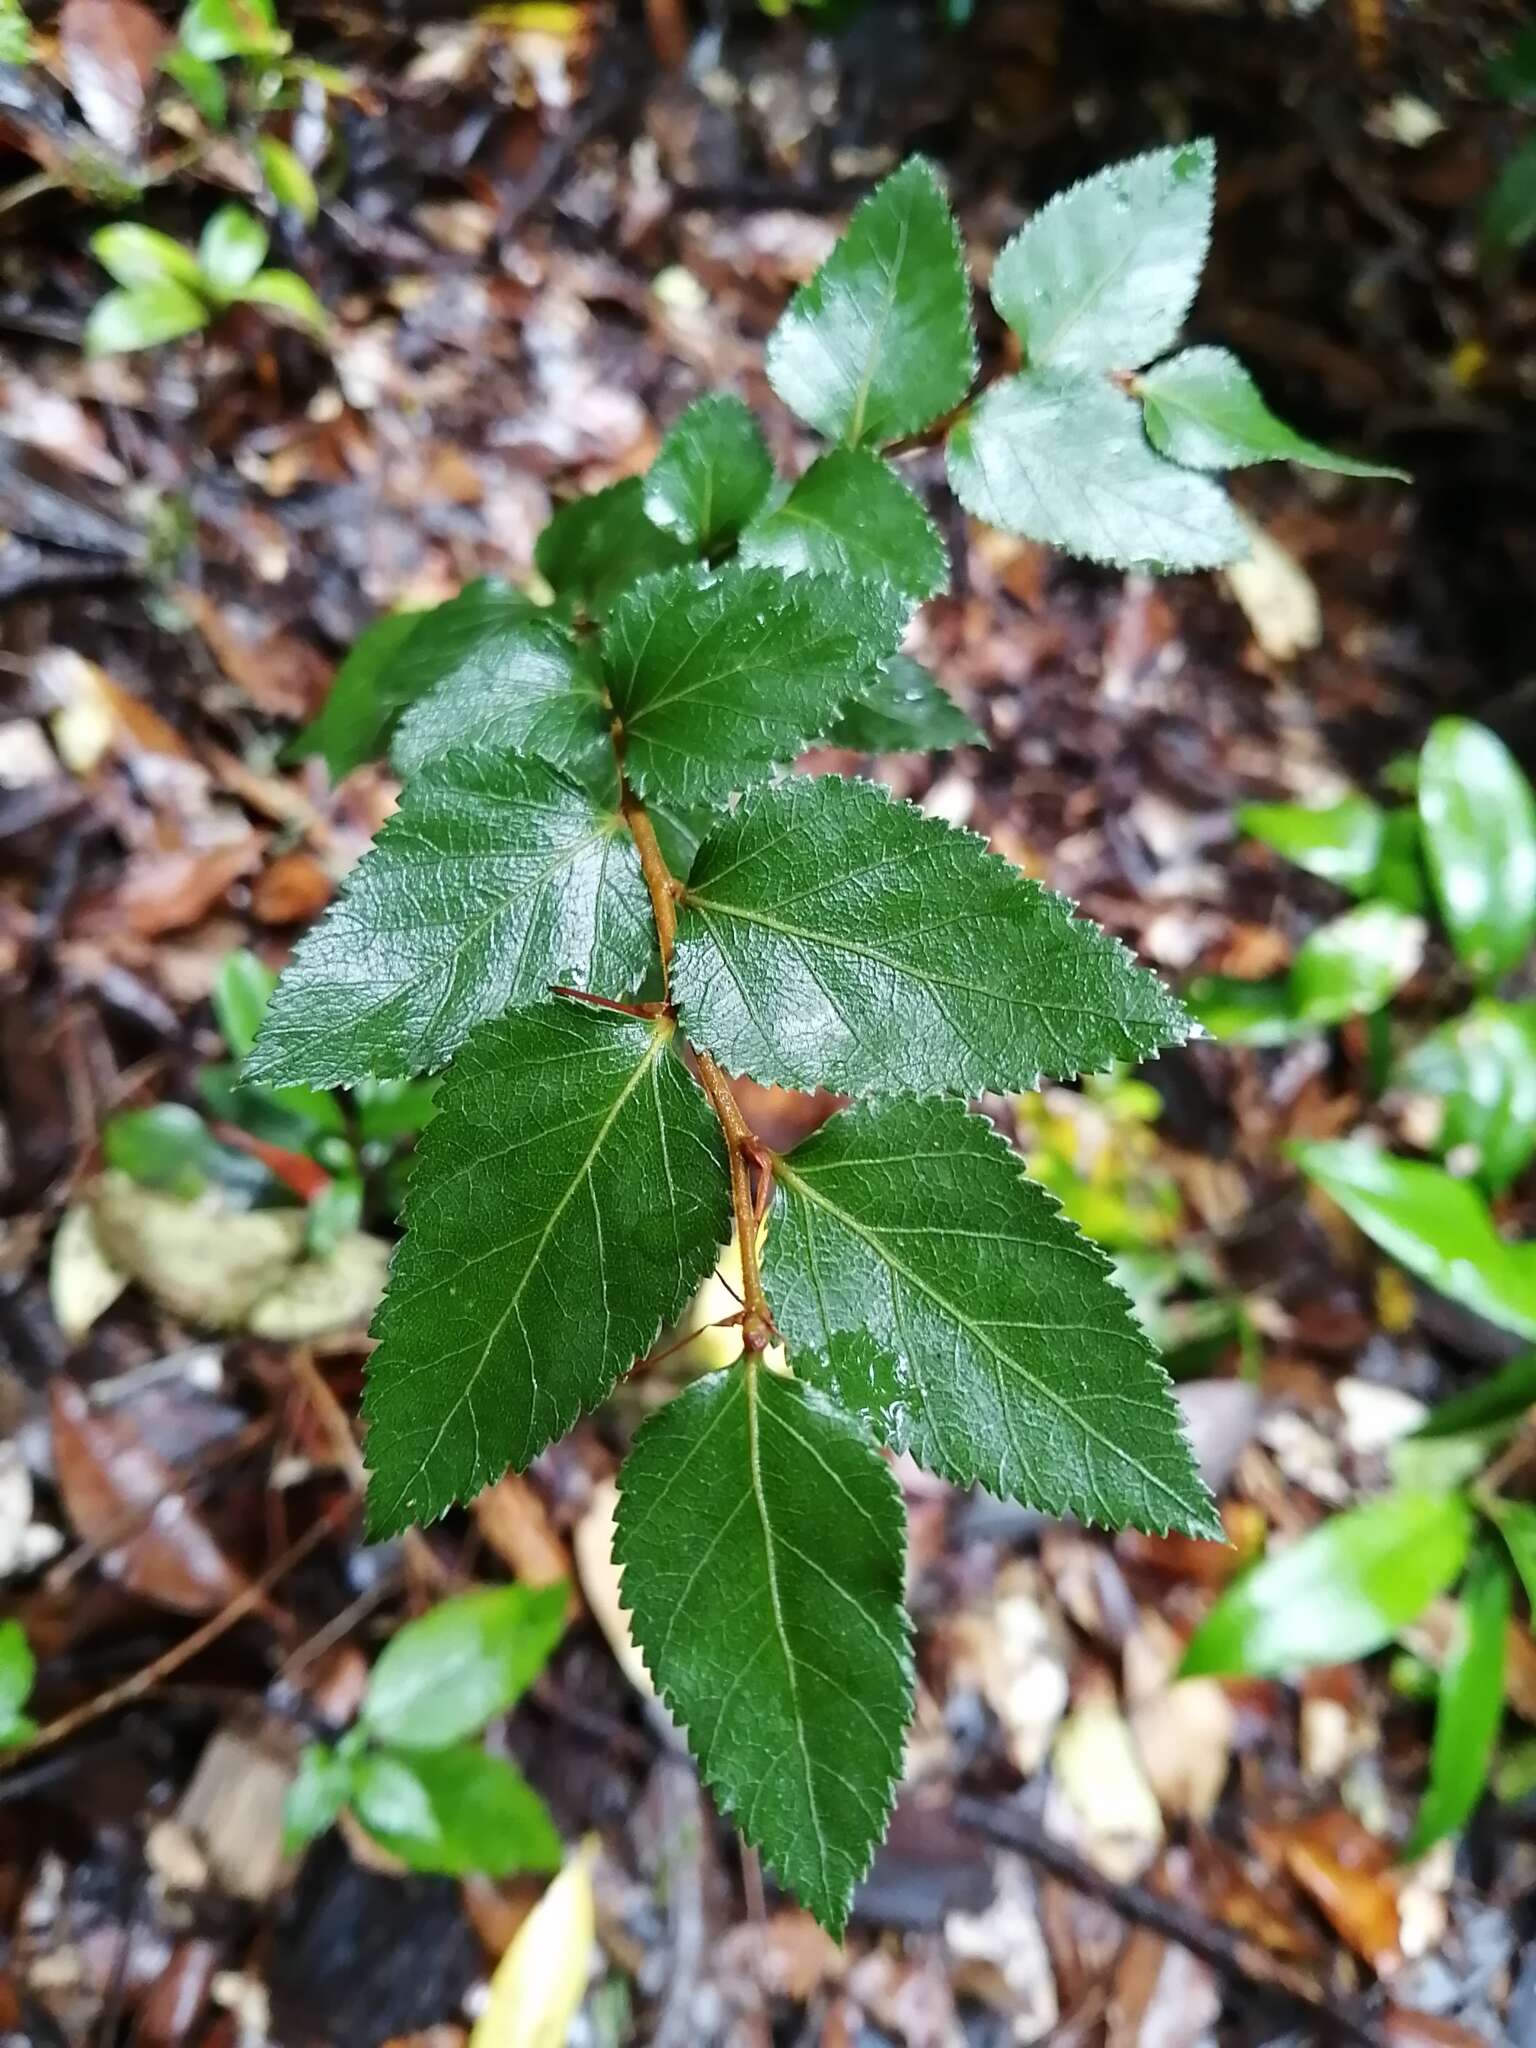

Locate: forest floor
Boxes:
[2,1,1536,2043]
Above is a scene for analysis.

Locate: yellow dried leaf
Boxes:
[468,1840,596,2048]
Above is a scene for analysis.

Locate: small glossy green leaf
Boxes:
[248,752,653,1089]
[601,565,904,807]
[288,610,428,781]
[0,1619,35,1722]
[1407,1544,1510,1856]
[283,1742,351,1852]
[739,447,948,602]
[197,205,268,294]
[364,1007,728,1534]
[257,136,319,226]
[1289,902,1425,1026]
[1488,1500,1536,1608]
[1139,348,1407,480]
[179,0,287,62]
[103,1104,218,1197]
[990,141,1213,373]
[352,1746,562,1877]
[213,950,277,1060]
[1180,1491,1474,1678]
[675,775,1190,1095]
[766,1098,1219,1536]
[390,609,609,788]
[1418,717,1536,982]
[614,1361,911,1936]
[1398,1001,1536,1194]
[85,282,208,357]
[161,47,227,126]
[829,654,981,753]
[235,269,326,335]
[535,477,691,619]
[1293,1140,1536,1340]
[1416,1353,1536,1443]
[642,395,773,551]
[766,156,976,448]
[90,223,203,291]
[1238,793,1388,893]
[363,1583,568,1749]
[1184,973,1298,1046]
[947,371,1245,573]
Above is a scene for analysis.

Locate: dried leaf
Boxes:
[49,1201,129,1340]
[91,1172,306,1328]
[245,1233,390,1342]
[467,1841,596,2048]
[60,0,169,152]
[117,836,265,938]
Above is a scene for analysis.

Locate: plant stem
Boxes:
[624,797,678,987]
[696,1051,776,1349]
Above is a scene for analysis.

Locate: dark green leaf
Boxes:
[257,136,319,227]
[363,1583,568,1748]
[0,1619,35,1722]
[247,752,654,1088]
[990,141,1213,373]
[614,1361,911,1936]
[765,156,976,448]
[234,269,326,335]
[642,395,774,551]
[213,949,277,1060]
[283,1742,351,1852]
[1238,794,1388,894]
[390,608,610,788]
[200,1062,346,1149]
[1139,348,1407,480]
[765,1098,1219,1536]
[601,565,904,806]
[90,223,203,291]
[535,478,691,619]
[197,204,267,294]
[1183,973,1298,1046]
[829,654,981,754]
[1398,1001,1536,1194]
[1482,132,1536,261]
[364,1006,728,1534]
[1293,1140,1536,1340]
[103,1104,218,1197]
[161,47,227,126]
[1415,1353,1536,1443]
[1288,903,1425,1026]
[946,371,1245,572]
[1418,717,1536,982]
[287,610,427,782]
[739,448,948,602]
[352,1745,562,1877]
[84,281,208,356]
[1407,1544,1510,1856]
[1489,1500,1536,1608]
[675,775,1190,1095]
[1180,1491,1474,1678]
[352,1075,440,1144]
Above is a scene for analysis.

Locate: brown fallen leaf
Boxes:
[251,850,333,925]
[177,589,334,719]
[60,0,169,153]
[1107,1923,1219,2048]
[473,1472,575,1592]
[51,1379,248,1615]
[1251,1810,1401,1974]
[116,836,265,938]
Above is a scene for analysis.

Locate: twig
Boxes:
[951,1797,1381,2048]
[696,1052,776,1350]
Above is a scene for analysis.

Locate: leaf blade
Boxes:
[362,1582,568,1749]
[1406,1543,1510,1857]
[643,394,774,551]
[1418,716,1536,982]
[739,447,948,602]
[1139,347,1407,479]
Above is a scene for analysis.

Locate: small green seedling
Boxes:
[0,1621,37,1749]
[85,204,325,356]
[284,1582,568,1876]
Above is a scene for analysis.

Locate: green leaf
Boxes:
[197,204,268,294]
[85,283,209,356]
[0,0,36,63]
[390,609,609,789]
[946,371,1246,572]
[352,1075,440,1144]
[601,565,904,807]
[642,395,774,551]
[1482,132,1536,262]
[675,775,1189,1096]
[1418,717,1536,983]
[614,1361,911,1935]
[535,478,691,619]
[283,1741,351,1853]
[247,751,654,1089]
[1488,1500,1536,1609]
[288,610,428,782]
[363,1583,568,1749]
[257,136,319,226]
[765,156,976,448]
[103,1103,219,1197]
[1288,902,1425,1026]
[161,47,228,127]
[739,448,948,602]
[765,1098,1219,1536]
[363,1007,728,1534]
[1239,793,1388,893]
[1139,348,1407,480]
[1398,1001,1536,1194]
[1183,972,1298,1046]
[90,224,204,292]
[1415,1352,1536,1444]
[829,654,981,754]
[352,1745,562,1877]
[1180,1491,1473,1678]
[1293,1140,1536,1340]
[234,269,326,335]
[178,0,287,62]
[0,1620,35,1722]
[212,950,278,1060]
[1406,1543,1510,1856]
[990,141,1213,374]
